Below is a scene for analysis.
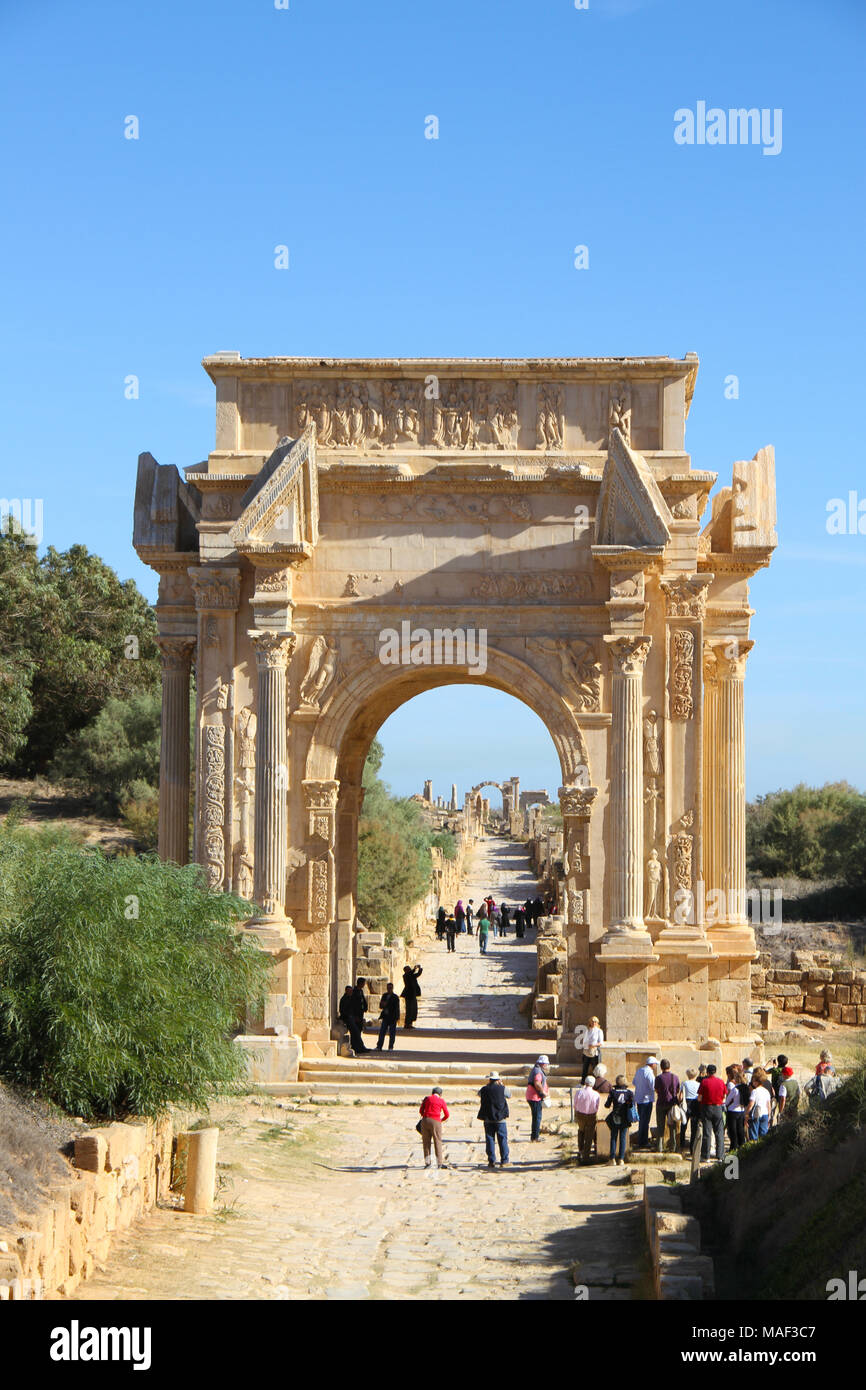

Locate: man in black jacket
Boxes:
[344,978,369,1055]
[477,1071,511,1168]
[376,982,400,1052]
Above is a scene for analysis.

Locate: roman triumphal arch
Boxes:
[133,353,777,1079]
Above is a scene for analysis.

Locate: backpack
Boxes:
[610,1087,631,1125]
[737,1082,751,1106]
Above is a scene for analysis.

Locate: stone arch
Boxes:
[304,646,591,790]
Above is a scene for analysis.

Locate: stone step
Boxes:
[299,1057,578,1077]
[297,1068,582,1088]
[256,1081,577,1104]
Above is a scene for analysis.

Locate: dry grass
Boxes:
[0,1082,79,1230]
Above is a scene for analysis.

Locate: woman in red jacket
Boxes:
[418,1087,450,1168]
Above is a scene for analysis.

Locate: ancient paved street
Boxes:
[74,834,646,1301]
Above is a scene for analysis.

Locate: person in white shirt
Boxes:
[573,1076,601,1163]
[745,1070,771,1140]
[631,1055,658,1149]
[579,1016,604,1084]
[681,1068,701,1152]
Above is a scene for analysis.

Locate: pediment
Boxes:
[594,428,671,549]
[229,425,319,555]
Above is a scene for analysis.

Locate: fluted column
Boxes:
[156,635,196,865]
[703,639,753,925]
[249,630,295,943]
[604,635,652,933]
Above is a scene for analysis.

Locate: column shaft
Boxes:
[704,641,752,923]
[157,637,195,865]
[606,637,651,932]
[251,637,293,920]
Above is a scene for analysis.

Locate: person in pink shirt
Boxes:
[573,1076,601,1164]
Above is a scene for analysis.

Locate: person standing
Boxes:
[445,914,457,953]
[682,1068,701,1152]
[526,1055,550,1141]
[745,1069,772,1140]
[815,1049,835,1077]
[724,1064,746,1150]
[573,1076,600,1164]
[347,978,370,1055]
[491,902,501,938]
[698,1062,727,1160]
[654,1059,681,1153]
[631,1055,658,1149]
[477,910,490,954]
[579,1017,604,1084]
[376,982,400,1052]
[532,896,544,927]
[477,1071,511,1168]
[465,900,474,935]
[418,1086,450,1169]
[514,906,526,939]
[454,900,466,934]
[772,1056,800,1119]
[435,906,447,941]
[401,964,423,1029]
[605,1076,634,1165]
[500,904,510,937]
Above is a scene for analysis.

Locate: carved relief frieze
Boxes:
[472,573,591,602]
[203,724,226,889]
[349,492,532,525]
[190,568,240,611]
[670,627,695,719]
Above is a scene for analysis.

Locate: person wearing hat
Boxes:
[477,1070,511,1168]
[526,1055,550,1142]
[632,1055,658,1149]
[573,1075,600,1164]
[418,1086,450,1169]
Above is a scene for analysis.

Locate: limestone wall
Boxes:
[752,950,866,1026]
[0,1118,172,1301]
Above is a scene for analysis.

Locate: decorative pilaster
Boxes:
[703,638,754,929]
[155,635,196,865]
[559,783,598,1034]
[248,629,296,954]
[603,635,652,938]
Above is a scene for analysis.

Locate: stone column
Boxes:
[248,629,296,947]
[604,635,652,934]
[703,639,754,925]
[559,784,598,1039]
[156,635,195,865]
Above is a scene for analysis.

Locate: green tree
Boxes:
[51,691,162,811]
[747,782,866,881]
[356,739,434,936]
[0,826,270,1119]
[0,532,159,774]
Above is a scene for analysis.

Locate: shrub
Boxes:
[430,830,458,861]
[0,831,269,1119]
[119,779,160,849]
[50,692,162,812]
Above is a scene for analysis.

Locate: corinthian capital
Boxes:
[703,637,754,682]
[604,634,651,678]
[559,784,599,818]
[660,573,712,620]
[156,634,196,671]
[249,629,296,670]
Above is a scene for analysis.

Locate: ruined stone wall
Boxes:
[0,1118,172,1301]
[752,950,866,1026]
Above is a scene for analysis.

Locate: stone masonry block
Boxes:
[73,1133,107,1174]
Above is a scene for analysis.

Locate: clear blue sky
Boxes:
[1,0,864,801]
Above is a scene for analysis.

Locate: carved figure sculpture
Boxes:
[645,848,663,918]
[299,636,339,710]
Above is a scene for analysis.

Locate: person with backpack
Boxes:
[605,1075,635,1165]
[771,1054,800,1120]
[418,1086,450,1169]
[477,1071,511,1168]
[526,1055,550,1141]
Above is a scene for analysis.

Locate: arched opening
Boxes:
[304,657,586,1059]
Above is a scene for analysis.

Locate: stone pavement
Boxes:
[73,1099,646,1302]
[73,833,646,1301]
